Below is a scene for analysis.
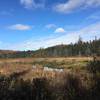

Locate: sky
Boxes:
[0,0,100,50]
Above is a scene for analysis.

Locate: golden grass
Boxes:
[0,57,94,80]
[0,57,93,63]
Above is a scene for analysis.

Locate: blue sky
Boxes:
[0,0,100,50]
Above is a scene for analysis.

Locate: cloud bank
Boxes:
[54,0,100,13]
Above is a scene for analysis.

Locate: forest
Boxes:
[0,37,100,58]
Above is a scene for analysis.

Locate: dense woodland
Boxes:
[0,37,100,58]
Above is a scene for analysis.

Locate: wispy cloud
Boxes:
[20,0,33,9]
[45,24,56,29]
[0,41,2,45]
[0,10,13,16]
[86,11,100,21]
[7,22,100,50]
[54,27,66,33]
[20,0,45,9]
[54,0,100,13]
[8,24,32,31]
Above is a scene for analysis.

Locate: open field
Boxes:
[0,57,100,100]
[0,57,95,79]
[0,57,93,63]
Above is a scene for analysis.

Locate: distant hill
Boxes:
[0,50,17,58]
[0,38,100,58]
[0,50,16,54]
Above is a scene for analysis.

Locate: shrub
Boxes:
[32,78,52,100]
[87,57,100,74]
[63,74,86,100]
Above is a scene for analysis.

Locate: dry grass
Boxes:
[0,57,93,79]
[0,57,92,63]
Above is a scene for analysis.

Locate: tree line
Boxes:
[0,37,100,58]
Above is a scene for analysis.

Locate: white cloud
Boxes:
[20,0,45,9]
[54,0,100,13]
[20,0,33,9]
[8,24,32,31]
[55,28,65,33]
[45,24,56,29]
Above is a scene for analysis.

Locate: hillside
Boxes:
[0,38,100,58]
[0,50,16,54]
